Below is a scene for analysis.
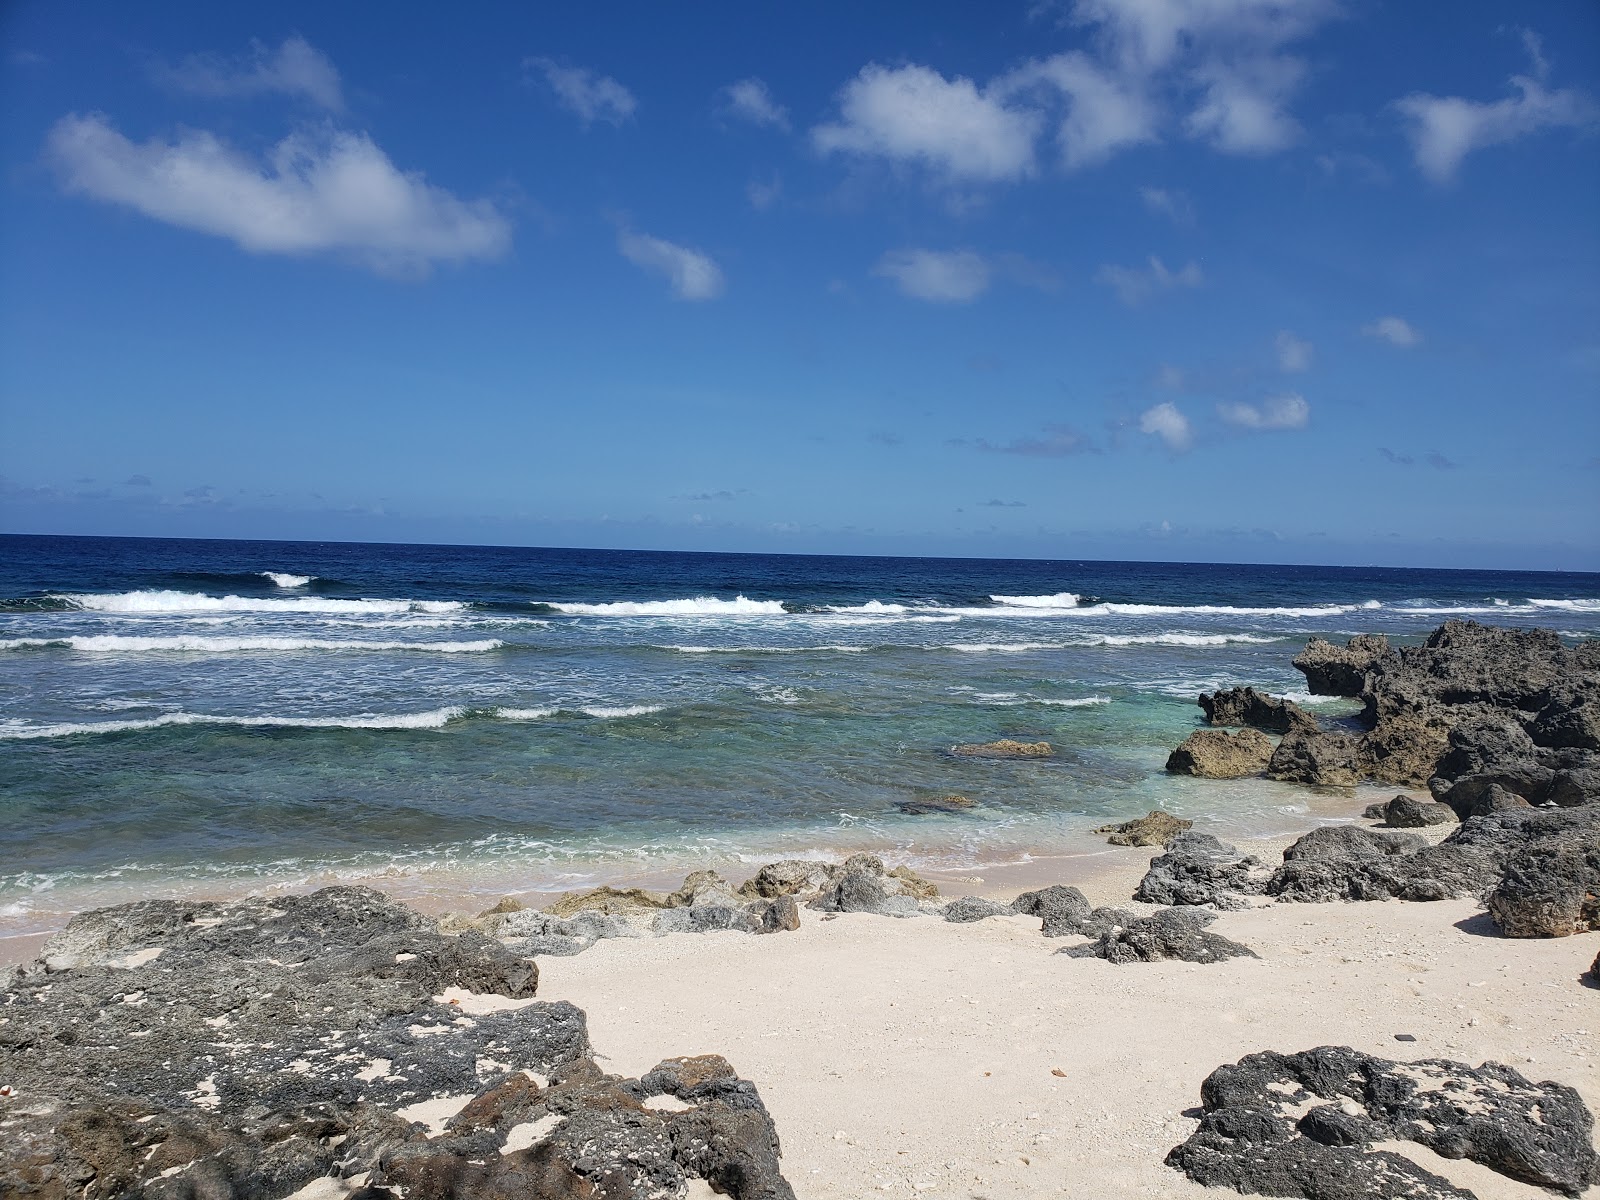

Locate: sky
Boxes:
[1,1,1597,571]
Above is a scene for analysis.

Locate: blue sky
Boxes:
[1,1,1597,570]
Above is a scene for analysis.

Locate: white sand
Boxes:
[538,836,1600,1199]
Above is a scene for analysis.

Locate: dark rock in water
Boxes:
[1485,806,1600,937]
[1266,731,1360,788]
[1370,795,1457,827]
[1060,907,1257,965]
[949,738,1053,758]
[1167,1044,1599,1198]
[1094,809,1193,846]
[1200,686,1319,735]
[1293,633,1391,697]
[942,896,1012,923]
[896,794,975,815]
[1011,885,1096,937]
[1166,728,1275,778]
[1134,832,1271,910]
[0,886,797,1200]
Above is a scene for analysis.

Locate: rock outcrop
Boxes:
[1362,794,1458,827]
[1133,832,1272,909]
[1094,810,1193,846]
[1059,907,1257,965]
[1199,686,1319,735]
[1167,1045,1598,1198]
[949,738,1053,758]
[0,886,796,1200]
[1166,728,1275,778]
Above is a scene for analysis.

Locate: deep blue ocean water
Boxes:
[3,534,1598,937]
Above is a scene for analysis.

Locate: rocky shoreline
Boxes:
[3,621,1597,1199]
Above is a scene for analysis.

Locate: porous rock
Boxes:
[1366,794,1458,827]
[1094,809,1193,847]
[1485,805,1600,937]
[1200,686,1319,735]
[1011,885,1097,937]
[895,794,976,815]
[1166,728,1275,778]
[942,896,1012,923]
[1167,1045,1598,1198]
[1266,731,1359,788]
[1133,832,1271,910]
[1060,907,1257,965]
[949,738,1054,758]
[1293,633,1391,697]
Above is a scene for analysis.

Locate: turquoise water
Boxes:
[2,535,1596,936]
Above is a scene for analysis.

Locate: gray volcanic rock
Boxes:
[736,859,832,899]
[1093,809,1193,846]
[806,855,933,917]
[1059,907,1256,965]
[1485,806,1600,937]
[0,886,797,1200]
[1366,794,1458,827]
[1200,686,1319,735]
[1167,1045,1599,1198]
[1266,731,1360,788]
[1293,633,1391,697]
[941,896,1012,923]
[1167,727,1275,778]
[1267,824,1496,904]
[1134,832,1271,910]
[1011,885,1097,936]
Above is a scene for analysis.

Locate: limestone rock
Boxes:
[1011,885,1098,937]
[896,794,976,814]
[736,860,832,899]
[1134,832,1271,910]
[1059,907,1257,965]
[942,896,1012,923]
[1094,810,1193,847]
[1293,633,1391,697]
[1167,728,1274,778]
[1199,686,1319,735]
[949,738,1053,758]
[1266,732,1359,787]
[1485,806,1600,937]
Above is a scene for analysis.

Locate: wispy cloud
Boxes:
[122,474,153,487]
[1138,401,1191,451]
[963,424,1092,457]
[1362,315,1421,347]
[873,248,990,302]
[1140,185,1194,226]
[1396,32,1596,183]
[156,35,344,111]
[746,173,782,210]
[674,488,747,501]
[1218,392,1310,430]
[1095,255,1202,306]
[978,498,1027,507]
[617,229,724,300]
[527,58,636,127]
[1379,448,1457,470]
[47,115,511,277]
[721,78,789,130]
[1275,330,1312,372]
[812,64,1040,182]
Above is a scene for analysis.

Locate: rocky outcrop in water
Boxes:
[949,738,1053,758]
[0,886,796,1200]
[1199,686,1319,735]
[1166,728,1275,778]
[1094,810,1193,846]
[1133,832,1272,910]
[1167,1045,1598,1198]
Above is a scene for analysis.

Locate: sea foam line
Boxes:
[542,595,785,617]
[56,589,462,616]
[0,635,502,654]
[943,632,1284,652]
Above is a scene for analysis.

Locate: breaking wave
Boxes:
[541,595,785,617]
[56,590,462,616]
[0,635,501,654]
[259,572,314,588]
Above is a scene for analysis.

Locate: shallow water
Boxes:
[2,534,1596,938]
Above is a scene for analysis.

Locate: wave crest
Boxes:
[544,595,785,617]
[58,589,462,616]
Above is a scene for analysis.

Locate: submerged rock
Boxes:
[949,738,1054,758]
[1166,728,1275,778]
[1200,686,1319,735]
[0,886,798,1200]
[1094,809,1193,847]
[896,794,976,815]
[1167,1045,1598,1198]
[1134,832,1271,910]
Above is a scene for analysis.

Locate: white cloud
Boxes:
[617,229,724,300]
[1396,44,1596,184]
[527,58,636,127]
[1139,401,1192,451]
[158,36,344,111]
[1184,55,1304,153]
[746,173,781,210]
[811,63,1039,182]
[997,52,1158,167]
[1155,364,1186,390]
[1275,330,1312,372]
[1362,316,1421,347]
[1218,392,1310,430]
[1095,255,1203,305]
[47,114,510,277]
[873,248,991,303]
[722,78,789,130]
[1140,185,1194,225]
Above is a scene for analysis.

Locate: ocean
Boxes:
[3,533,1597,940]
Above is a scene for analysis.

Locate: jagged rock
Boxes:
[895,794,976,814]
[1167,1045,1598,1198]
[544,885,671,918]
[1094,810,1193,846]
[1266,825,1496,904]
[1060,907,1257,965]
[949,738,1053,758]
[941,896,1011,923]
[886,865,940,900]
[497,908,649,956]
[1167,728,1275,778]
[1200,686,1319,735]
[1267,732,1359,787]
[0,887,798,1200]
[1551,767,1600,807]
[1485,806,1600,937]
[1356,711,1451,785]
[1134,832,1271,910]
[1367,795,1457,827]
[1011,885,1098,937]
[1293,633,1391,697]
[806,855,929,917]
[736,860,831,899]
[1282,825,1428,861]
[758,895,800,933]
[666,870,741,908]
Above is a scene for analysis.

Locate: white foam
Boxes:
[942,632,1281,652]
[0,636,501,654]
[59,589,462,616]
[1092,602,1366,618]
[662,644,868,654]
[0,707,469,740]
[989,592,1081,609]
[494,705,663,720]
[971,693,1111,707]
[823,600,910,614]
[496,708,559,721]
[1529,598,1600,611]
[543,595,784,617]
[578,705,663,718]
[259,572,313,588]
